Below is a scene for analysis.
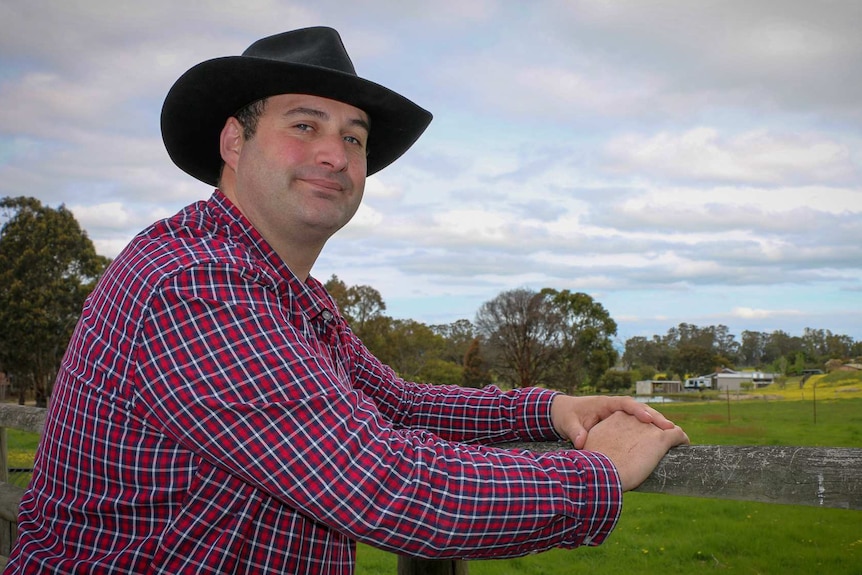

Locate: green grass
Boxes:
[357,397,862,574]
[459,495,862,575]
[5,428,40,486]
[658,396,862,447]
[358,496,862,574]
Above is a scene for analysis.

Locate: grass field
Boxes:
[5,374,861,573]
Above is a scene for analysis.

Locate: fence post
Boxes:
[0,427,7,483]
[0,426,10,560]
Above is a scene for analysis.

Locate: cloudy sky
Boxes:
[2,0,861,344]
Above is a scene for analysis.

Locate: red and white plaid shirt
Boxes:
[7,191,621,575]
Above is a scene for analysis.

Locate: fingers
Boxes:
[550,395,681,451]
[571,427,588,450]
[668,424,691,447]
[583,412,689,491]
[635,404,677,430]
[605,396,677,430]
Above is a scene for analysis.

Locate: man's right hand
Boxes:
[583,410,689,491]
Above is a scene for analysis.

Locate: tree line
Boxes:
[622,323,861,384]
[325,278,618,394]
[1,196,860,405]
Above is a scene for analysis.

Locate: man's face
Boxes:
[229,93,369,253]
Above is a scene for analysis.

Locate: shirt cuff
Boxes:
[510,387,563,442]
[550,448,623,547]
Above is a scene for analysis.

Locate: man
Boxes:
[6,27,687,574]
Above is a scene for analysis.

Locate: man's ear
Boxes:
[219,117,244,172]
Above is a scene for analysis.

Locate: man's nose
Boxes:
[315,135,349,172]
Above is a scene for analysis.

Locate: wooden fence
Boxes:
[1,404,860,574]
[0,404,46,570]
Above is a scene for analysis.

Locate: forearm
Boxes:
[348,335,562,443]
[381,380,562,443]
[351,436,623,559]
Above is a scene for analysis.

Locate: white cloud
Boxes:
[70,202,134,230]
[604,128,857,185]
[364,176,404,201]
[467,62,660,119]
[732,307,804,320]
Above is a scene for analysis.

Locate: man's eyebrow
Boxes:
[284,106,370,133]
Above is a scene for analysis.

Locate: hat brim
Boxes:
[161,56,432,186]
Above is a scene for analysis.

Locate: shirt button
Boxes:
[321,310,334,321]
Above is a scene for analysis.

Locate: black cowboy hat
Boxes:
[161,27,432,186]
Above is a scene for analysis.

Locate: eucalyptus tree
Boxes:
[541,288,618,394]
[0,196,109,406]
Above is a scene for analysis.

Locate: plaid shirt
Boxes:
[7,191,621,575]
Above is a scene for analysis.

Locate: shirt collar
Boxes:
[209,190,340,323]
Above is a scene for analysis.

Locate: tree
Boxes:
[431,319,475,365]
[323,275,386,336]
[323,275,391,356]
[623,335,672,372]
[711,324,740,363]
[0,196,110,406]
[475,288,559,388]
[417,358,463,387]
[599,370,633,393]
[622,336,649,370]
[763,330,803,366]
[348,285,387,334]
[825,332,855,360]
[740,330,767,367]
[790,351,810,376]
[541,288,618,393]
[380,319,446,381]
[475,288,618,392]
[323,274,350,312]
[462,337,492,389]
[670,343,719,380]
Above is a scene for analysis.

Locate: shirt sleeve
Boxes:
[132,264,622,559]
[343,325,564,445]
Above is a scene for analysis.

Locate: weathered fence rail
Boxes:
[499,440,862,510]
[1,404,860,574]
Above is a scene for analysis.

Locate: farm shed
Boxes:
[636,379,683,396]
[685,369,776,391]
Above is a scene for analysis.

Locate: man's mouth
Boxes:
[302,178,345,192]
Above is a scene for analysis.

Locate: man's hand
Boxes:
[583,411,689,490]
[550,395,678,449]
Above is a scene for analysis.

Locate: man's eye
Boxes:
[294,123,313,132]
[344,135,363,146]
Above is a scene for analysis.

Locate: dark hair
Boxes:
[234,98,268,140]
[217,98,268,185]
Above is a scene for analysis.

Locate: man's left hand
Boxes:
[550,395,678,449]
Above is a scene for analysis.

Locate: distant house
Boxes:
[685,368,776,391]
[636,379,683,396]
[835,363,862,372]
